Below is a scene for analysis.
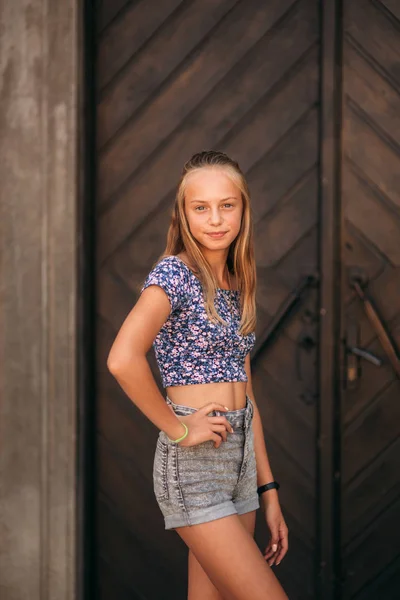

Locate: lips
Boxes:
[206,231,228,238]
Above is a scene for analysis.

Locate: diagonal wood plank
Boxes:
[345,0,400,88]
[254,171,317,267]
[98,0,238,147]
[98,0,297,205]
[249,107,318,226]
[342,379,400,484]
[98,0,184,89]
[98,3,319,263]
[97,0,131,34]
[344,107,400,210]
[96,3,320,599]
[351,553,400,600]
[344,163,400,265]
[106,42,319,263]
[344,40,400,146]
[342,496,400,598]
[379,0,400,21]
[342,438,400,544]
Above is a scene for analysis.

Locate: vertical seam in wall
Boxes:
[317,0,343,598]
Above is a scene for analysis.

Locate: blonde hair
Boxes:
[155,150,257,336]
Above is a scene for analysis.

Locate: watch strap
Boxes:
[257,481,280,495]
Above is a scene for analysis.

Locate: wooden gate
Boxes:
[94,1,400,598]
[339,1,400,598]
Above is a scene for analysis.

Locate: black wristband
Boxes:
[257,481,280,495]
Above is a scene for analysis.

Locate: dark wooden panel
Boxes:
[98,0,183,86]
[342,497,400,598]
[344,106,400,211]
[96,1,320,598]
[94,1,400,598]
[101,37,319,266]
[98,0,237,146]
[343,380,400,484]
[344,164,400,264]
[344,40,400,145]
[98,0,297,205]
[254,170,318,266]
[342,438,400,545]
[341,1,400,598]
[97,0,131,33]
[345,0,400,87]
[380,0,400,21]
[351,554,400,600]
[342,221,386,305]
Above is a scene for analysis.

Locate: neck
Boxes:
[200,247,229,284]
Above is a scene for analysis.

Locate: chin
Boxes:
[201,237,232,249]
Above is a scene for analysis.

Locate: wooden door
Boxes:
[96,1,319,598]
[339,1,400,598]
[93,1,400,599]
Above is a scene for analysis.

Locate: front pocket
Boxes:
[153,437,169,502]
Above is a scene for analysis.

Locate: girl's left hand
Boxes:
[261,494,289,567]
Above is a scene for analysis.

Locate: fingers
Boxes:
[210,424,228,443]
[275,532,289,565]
[268,543,280,567]
[210,423,230,433]
[264,541,279,564]
[199,402,229,415]
[211,432,223,448]
[208,416,234,433]
[263,543,274,560]
[264,533,280,566]
[264,530,289,567]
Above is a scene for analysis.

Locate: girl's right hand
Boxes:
[175,403,234,449]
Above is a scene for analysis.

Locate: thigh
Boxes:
[187,511,257,600]
[176,514,288,600]
[238,509,256,536]
[188,550,223,600]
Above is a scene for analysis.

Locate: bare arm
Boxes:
[107,284,189,441]
[244,352,279,507]
[245,352,289,566]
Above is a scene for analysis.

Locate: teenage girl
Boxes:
[107,151,289,600]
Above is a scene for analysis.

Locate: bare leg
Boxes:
[187,511,257,600]
[176,513,288,600]
[188,550,223,600]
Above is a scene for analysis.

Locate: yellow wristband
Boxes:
[167,421,188,443]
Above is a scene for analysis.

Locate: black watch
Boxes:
[257,481,280,495]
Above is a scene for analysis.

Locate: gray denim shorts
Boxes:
[153,394,260,530]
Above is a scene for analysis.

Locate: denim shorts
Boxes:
[153,394,259,530]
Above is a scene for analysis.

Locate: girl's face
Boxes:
[183,167,243,253]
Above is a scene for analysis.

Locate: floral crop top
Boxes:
[140,255,256,388]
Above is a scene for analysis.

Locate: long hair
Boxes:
[158,150,256,336]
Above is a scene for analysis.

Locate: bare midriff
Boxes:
[165,380,248,411]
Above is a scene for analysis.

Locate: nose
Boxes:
[208,207,223,225]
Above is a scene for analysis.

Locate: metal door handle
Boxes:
[347,346,382,367]
[350,274,400,379]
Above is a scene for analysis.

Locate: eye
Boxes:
[223,203,234,208]
[194,205,206,211]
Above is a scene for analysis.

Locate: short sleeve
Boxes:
[140,256,191,312]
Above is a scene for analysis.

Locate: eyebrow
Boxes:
[189,196,238,203]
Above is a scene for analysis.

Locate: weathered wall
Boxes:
[0,2,81,599]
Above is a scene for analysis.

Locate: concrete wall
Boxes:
[0,2,81,598]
